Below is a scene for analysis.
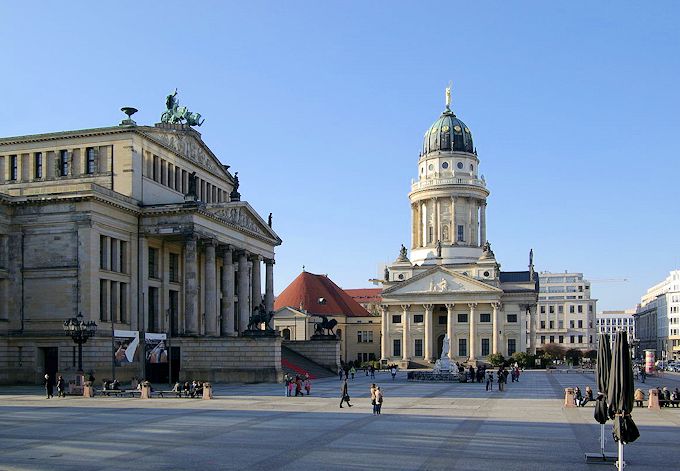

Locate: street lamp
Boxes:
[63,312,98,372]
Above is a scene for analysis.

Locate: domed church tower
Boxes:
[409,86,489,265]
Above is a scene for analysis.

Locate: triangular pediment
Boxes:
[383,267,502,296]
[206,202,281,244]
[141,127,230,179]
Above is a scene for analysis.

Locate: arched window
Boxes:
[282,328,291,340]
[337,328,342,340]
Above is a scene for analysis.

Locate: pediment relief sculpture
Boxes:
[210,207,263,235]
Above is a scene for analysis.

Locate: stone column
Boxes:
[492,302,501,354]
[184,235,199,334]
[480,202,487,246]
[468,303,477,362]
[237,251,249,333]
[401,305,410,361]
[424,304,434,362]
[446,303,455,360]
[265,258,275,329]
[251,255,262,309]
[204,239,218,336]
[221,246,235,336]
[421,202,427,246]
[380,305,389,361]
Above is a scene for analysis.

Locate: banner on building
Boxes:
[113,330,140,366]
[145,333,168,364]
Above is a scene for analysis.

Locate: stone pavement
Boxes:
[1,370,679,471]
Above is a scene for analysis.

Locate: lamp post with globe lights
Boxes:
[63,313,97,373]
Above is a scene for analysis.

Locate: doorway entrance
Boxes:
[40,347,59,385]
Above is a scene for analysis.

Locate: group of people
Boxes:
[573,386,594,407]
[102,379,121,390]
[284,373,312,397]
[43,374,66,398]
[171,380,205,398]
[369,383,384,414]
[635,386,680,407]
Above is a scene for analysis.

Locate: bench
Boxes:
[659,398,680,408]
[156,390,202,398]
[98,388,139,397]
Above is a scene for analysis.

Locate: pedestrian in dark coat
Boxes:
[44,374,53,399]
[339,379,352,408]
[56,375,66,397]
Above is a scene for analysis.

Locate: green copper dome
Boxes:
[422,108,474,155]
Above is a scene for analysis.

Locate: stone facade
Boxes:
[0,118,281,384]
[283,339,341,372]
[379,92,538,367]
[635,270,680,361]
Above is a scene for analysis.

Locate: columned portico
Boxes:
[237,251,249,333]
[401,305,410,361]
[468,303,477,361]
[446,303,455,360]
[423,304,434,362]
[221,246,235,336]
[204,239,218,336]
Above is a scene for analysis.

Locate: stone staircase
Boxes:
[281,345,336,379]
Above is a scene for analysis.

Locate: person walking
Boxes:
[339,368,344,380]
[304,377,311,395]
[43,374,53,399]
[56,375,66,398]
[485,370,493,391]
[497,368,505,392]
[390,366,397,380]
[350,366,356,381]
[370,365,375,379]
[340,378,352,408]
[370,383,378,414]
[284,374,290,397]
[375,387,383,415]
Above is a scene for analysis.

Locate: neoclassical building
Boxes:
[0,98,282,384]
[379,89,538,367]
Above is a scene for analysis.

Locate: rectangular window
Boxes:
[357,331,374,343]
[9,155,17,180]
[558,320,564,329]
[549,335,555,343]
[391,314,401,324]
[569,320,575,329]
[119,241,127,274]
[414,314,424,323]
[570,335,575,343]
[569,305,575,314]
[59,150,69,176]
[540,335,545,344]
[506,314,517,323]
[549,305,554,314]
[558,305,564,314]
[481,338,490,356]
[480,313,491,323]
[414,339,423,357]
[438,315,447,325]
[148,286,158,331]
[549,320,554,329]
[458,338,467,357]
[86,147,96,174]
[578,335,584,344]
[34,152,42,179]
[169,290,179,336]
[540,306,545,314]
[169,253,179,282]
[119,283,127,323]
[507,338,516,356]
[578,320,583,328]
[100,235,108,270]
[152,155,159,181]
[540,320,546,329]
[393,339,401,357]
[558,335,564,343]
[457,225,464,242]
[457,313,468,323]
[577,305,583,313]
[99,279,109,321]
[588,304,593,313]
[148,248,159,279]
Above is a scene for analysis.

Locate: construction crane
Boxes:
[589,278,628,284]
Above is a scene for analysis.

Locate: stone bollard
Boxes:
[648,388,661,410]
[564,387,576,408]
[202,383,213,400]
[83,384,94,398]
[140,384,151,399]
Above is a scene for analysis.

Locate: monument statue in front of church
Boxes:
[161,89,204,126]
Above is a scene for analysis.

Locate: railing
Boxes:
[411,177,486,191]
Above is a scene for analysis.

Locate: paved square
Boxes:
[1,371,679,470]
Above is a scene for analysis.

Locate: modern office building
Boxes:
[596,309,636,345]
[536,272,597,351]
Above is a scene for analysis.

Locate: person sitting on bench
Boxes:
[634,388,644,407]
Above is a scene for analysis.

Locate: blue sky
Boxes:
[2,2,679,310]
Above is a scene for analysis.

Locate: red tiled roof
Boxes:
[274,272,370,317]
[344,288,382,304]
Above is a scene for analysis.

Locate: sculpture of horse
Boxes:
[247,303,274,331]
[314,315,338,336]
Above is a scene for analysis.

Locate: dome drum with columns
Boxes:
[378,87,538,368]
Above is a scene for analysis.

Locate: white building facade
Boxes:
[596,309,636,345]
[635,270,680,361]
[536,272,597,351]
[378,90,538,367]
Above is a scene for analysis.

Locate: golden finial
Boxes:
[445,81,452,109]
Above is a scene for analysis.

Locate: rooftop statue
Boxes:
[161,88,204,126]
[398,244,408,261]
